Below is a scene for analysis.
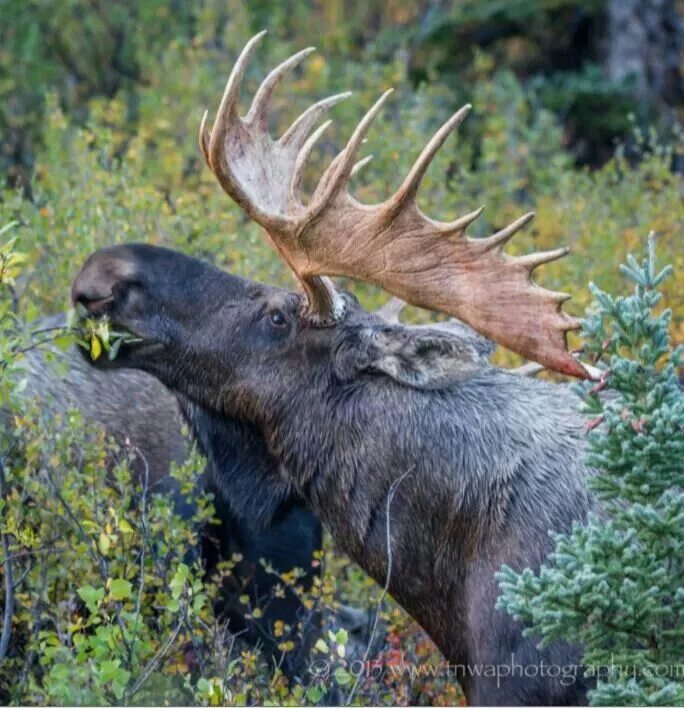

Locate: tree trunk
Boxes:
[605,0,683,106]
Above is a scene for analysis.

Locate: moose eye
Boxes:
[269,310,287,328]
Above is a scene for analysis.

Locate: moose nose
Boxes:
[71,247,136,314]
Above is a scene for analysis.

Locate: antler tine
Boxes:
[376,297,407,323]
[387,104,471,217]
[204,31,265,212]
[515,246,569,271]
[351,154,373,177]
[290,119,333,203]
[473,212,535,253]
[312,89,393,206]
[198,109,211,168]
[280,92,352,148]
[246,46,316,129]
[439,205,485,234]
[211,30,266,137]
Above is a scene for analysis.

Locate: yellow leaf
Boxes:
[118,519,134,534]
[90,336,102,361]
[98,532,111,556]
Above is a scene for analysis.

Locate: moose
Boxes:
[71,33,596,705]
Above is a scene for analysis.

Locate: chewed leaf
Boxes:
[67,308,139,362]
[66,307,80,329]
[90,335,103,360]
[108,338,122,360]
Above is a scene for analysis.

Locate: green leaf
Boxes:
[77,584,105,611]
[97,531,111,555]
[66,307,80,329]
[334,667,352,686]
[109,578,132,601]
[118,518,134,534]
[306,684,324,703]
[170,563,190,599]
[0,222,19,238]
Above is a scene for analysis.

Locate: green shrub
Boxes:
[498,235,684,705]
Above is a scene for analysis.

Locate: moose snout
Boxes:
[72,246,137,314]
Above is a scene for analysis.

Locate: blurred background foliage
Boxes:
[0,0,682,360]
[0,1,682,704]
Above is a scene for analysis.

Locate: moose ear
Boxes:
[334,322,492,389]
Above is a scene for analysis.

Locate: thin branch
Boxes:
[18,563,48,694]
[346,468,412,705]
[9,332,71,360]
[12,562,32,590]
[0,459,15,665]
[28,325,71,337]
[126,612,184,700]
[0,533,65,566]
[43,467,134,660]
[128,445,150,666]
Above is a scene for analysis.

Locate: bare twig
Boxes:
[18,565,47,694]
[28,325,71,337]
[10,332,70,359]
[0,533,66,565]
[126,612,184,700]
[12,562,32,590]
[0,459,15,665]
[129,445,150,664]
[345,469,412,705]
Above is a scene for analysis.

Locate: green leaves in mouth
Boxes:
[67,303,143,361]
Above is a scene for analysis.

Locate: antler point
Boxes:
[445,205,485,235]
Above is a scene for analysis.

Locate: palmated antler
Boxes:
[200,31,590,379]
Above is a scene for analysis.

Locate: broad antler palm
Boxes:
[199,31,590,379]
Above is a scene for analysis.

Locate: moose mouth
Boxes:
[74,306,164,365]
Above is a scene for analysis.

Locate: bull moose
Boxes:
[71,33,595,705]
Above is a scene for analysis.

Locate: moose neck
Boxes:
[216,364,590,662]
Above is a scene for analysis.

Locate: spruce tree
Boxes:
[497,233,684,706]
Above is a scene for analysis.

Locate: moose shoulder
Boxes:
[71,33,595,705]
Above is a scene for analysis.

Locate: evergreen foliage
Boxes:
[498,234,684,705]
